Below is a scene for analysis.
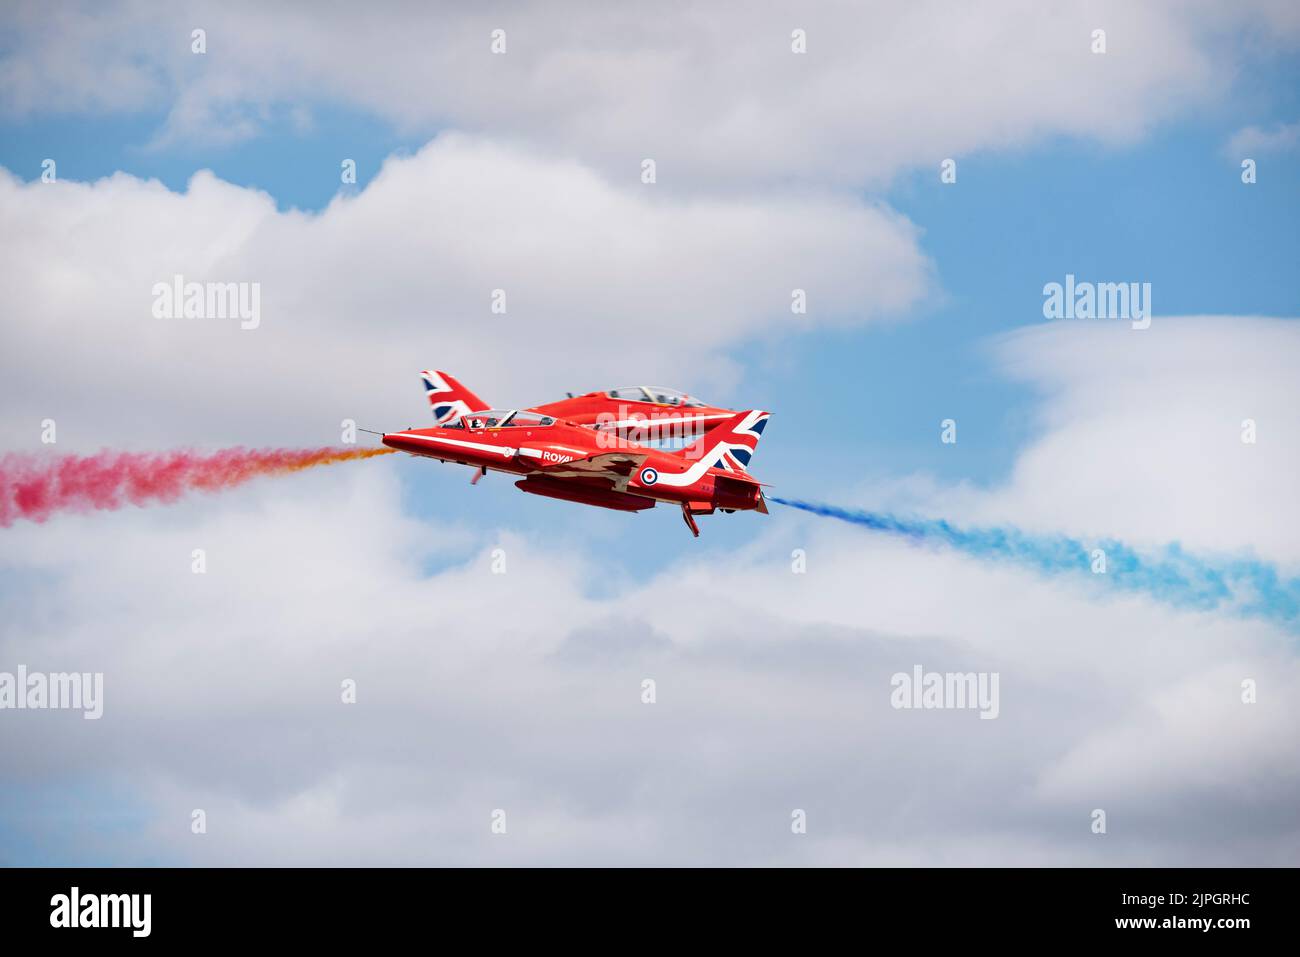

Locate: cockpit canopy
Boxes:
[449,409,556,430]
[606,386,705,407]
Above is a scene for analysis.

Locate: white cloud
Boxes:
[1224,121,1300,158]
[0,134,929,450]
[2,318,1297,865]
[967,318,1300,565]
[4,1,1300,187]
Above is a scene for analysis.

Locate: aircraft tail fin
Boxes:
[420,370,490,425]
[671,409,770,473]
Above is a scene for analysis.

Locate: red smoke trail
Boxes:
[0,447,395,527]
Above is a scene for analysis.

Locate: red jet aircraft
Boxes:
[418,369,738,446]
[381,404,771,537]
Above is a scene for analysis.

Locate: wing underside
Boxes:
[530,451,647,488]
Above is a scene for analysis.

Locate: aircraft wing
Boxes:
[528,451,647,482]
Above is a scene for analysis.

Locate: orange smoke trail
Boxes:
[0,447,395,527]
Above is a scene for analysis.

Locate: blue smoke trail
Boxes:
[769,497,1300,630]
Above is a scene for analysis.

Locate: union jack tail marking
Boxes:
[420,370,490,425]
[673,409,770,473]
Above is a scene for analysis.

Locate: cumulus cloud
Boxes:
[968,317,1300,565]
[1,318,1296,866]
[1224,121,1300,158]
[0,134,929,450]
[4,1,1300,187]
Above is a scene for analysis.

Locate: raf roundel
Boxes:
[639,467,659,486]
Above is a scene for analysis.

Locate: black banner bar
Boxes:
[0,867,1283,944]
